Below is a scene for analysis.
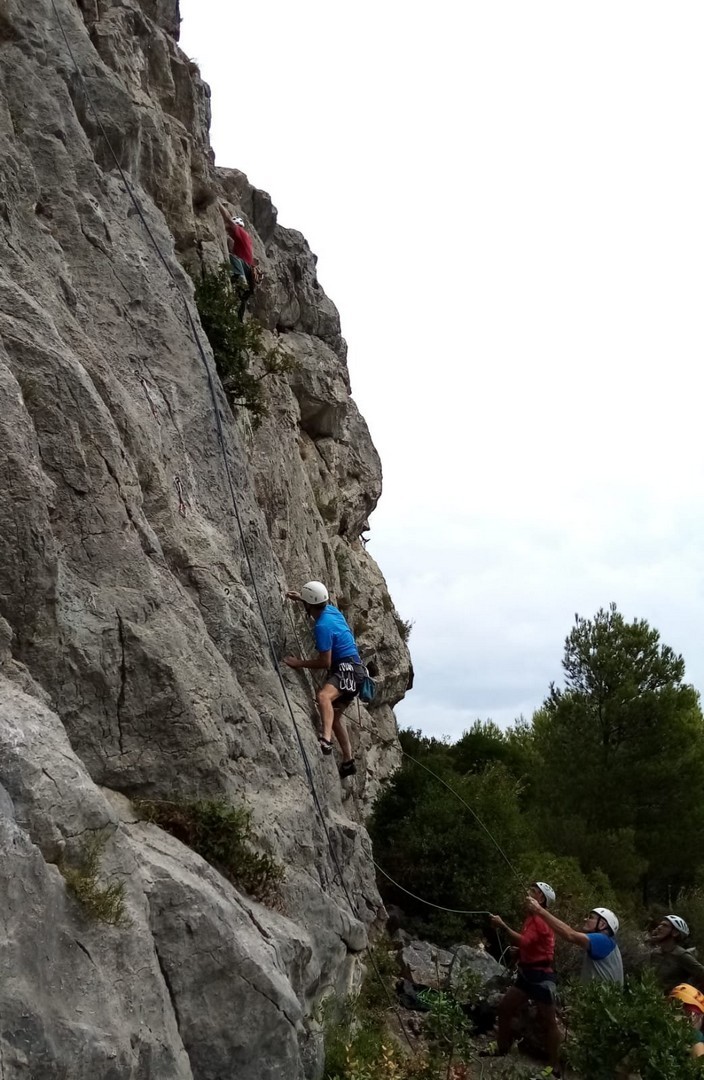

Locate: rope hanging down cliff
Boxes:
[49,0,415,1051]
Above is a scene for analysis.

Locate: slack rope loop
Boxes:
[349,693,523,886]
[392,745,523,886]
[50,0,415,1051]
[373,862,492,917]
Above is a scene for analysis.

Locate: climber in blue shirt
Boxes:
[284,581,365,778]
[527,898,624,984]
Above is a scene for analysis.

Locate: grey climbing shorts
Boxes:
[326,657,366,705]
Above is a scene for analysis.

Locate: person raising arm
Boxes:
[487,882,561,1076]
[526,897,624,984]
[284,581,367,779]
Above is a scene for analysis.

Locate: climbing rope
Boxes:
[373,863,493,917]
[49,0,415,1050]
[354,702,523,885]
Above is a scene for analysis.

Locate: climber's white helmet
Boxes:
[233,216,245,227]
[532,881,556,908]
[592,907,620,934]
[664,914,690,938]
[300,581,329,605]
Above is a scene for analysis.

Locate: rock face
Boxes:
[0,1,412,1076]
[400,940,504,991]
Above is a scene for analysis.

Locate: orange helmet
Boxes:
[669,984,704,1014]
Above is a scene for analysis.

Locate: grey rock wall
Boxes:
[0,0,412,1076]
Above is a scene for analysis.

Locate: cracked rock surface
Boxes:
[0,0,412,1076]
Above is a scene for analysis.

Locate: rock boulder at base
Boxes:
[400,939,504,994]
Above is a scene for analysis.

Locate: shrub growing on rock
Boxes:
[136,797,284,905]
[395,616,414,644]
[323,938,410,1079]
[59,831,129,927]
[193,264,296,425]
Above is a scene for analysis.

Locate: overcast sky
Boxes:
[179,1,704,738]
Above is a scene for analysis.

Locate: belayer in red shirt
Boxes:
[487,881,562,1077]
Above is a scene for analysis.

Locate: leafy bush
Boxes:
[566,973,701,1079]
[322,938,439,1079]
[358,938,400,1014]
[59,831,129,926]
[193,264,296,425]
[450,720,536,791]
[324,1023,390,1080]
[326,1041,429,1080]
[394,616,414,644]
[417,989,473,1062]
[136,798,284,905]
[323,938,398,1076]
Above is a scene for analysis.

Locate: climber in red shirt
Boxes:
[487,882,562,1077]
[218,202,255,318]
[222,207,253,265]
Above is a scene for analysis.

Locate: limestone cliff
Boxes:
[0,1,412,1077]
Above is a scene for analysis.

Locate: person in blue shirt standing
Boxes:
[284,581,365,778]
[526,897,624,984]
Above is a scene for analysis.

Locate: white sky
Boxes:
[179,1,704,738]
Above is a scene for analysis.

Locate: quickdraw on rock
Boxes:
[174,475,187,517]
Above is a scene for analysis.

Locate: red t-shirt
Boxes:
[226,221,253,265]
[518,914,555,970]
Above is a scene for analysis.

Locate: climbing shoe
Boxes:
[319,736,334,755]
[339,759,357,778]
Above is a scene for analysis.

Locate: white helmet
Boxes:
[592,907,620,935]
[233,216,245,227]
[300,581,329,605]
[664,914,690,937]
[533,882,556,908]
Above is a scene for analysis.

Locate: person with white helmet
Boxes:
[649,915,704,993]
[218,202,256,317]
[526,896,624,984]
[284,581,365,778]
[488,882,561,1076]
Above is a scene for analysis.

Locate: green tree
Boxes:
[451,719,535,790]
[369,745,532,943]
[533,604,704,901]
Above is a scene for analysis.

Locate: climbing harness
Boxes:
[49,0,415,1049]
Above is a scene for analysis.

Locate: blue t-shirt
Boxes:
[587,933,615,960]
[314,605,359,663]
[581,933,624,984]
